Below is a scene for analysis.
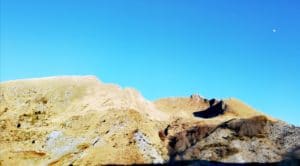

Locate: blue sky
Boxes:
[1,0,300,125]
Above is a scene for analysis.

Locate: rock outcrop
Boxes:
[193,99,227,118]
[0,76,299,165]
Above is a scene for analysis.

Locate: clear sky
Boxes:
[1,0,300,125]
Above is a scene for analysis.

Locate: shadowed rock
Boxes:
[289,147,300,158]
[283,146,300,166]
[193,100,227,118]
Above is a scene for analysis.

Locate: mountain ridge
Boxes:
[0,76,299,165]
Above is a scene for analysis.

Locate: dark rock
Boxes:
[209,98,217,106]
[285,146,300,160]
[193,100,227,118]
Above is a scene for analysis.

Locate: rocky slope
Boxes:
[0,76,299,165]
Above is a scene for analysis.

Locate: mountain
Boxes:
[0,76,299,165]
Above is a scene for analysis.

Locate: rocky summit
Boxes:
[0,76,299,165]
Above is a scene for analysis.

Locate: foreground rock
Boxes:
[161,116,299,163]
[0,76,299,165]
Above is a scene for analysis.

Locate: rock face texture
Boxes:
[0,76,299,165]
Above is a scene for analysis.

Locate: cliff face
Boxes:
[0,76,299,165]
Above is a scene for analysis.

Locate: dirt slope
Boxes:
[0,76,299,165]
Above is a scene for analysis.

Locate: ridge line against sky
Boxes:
[1,0,300,125]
